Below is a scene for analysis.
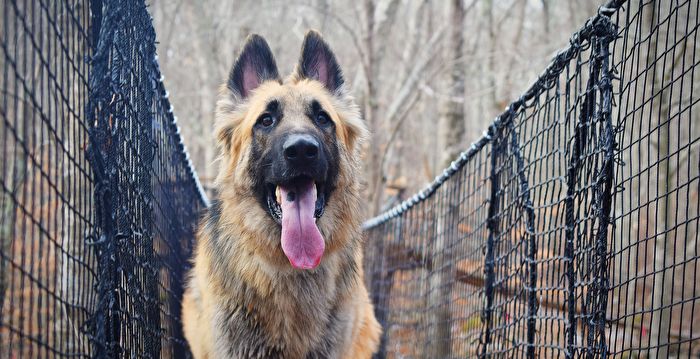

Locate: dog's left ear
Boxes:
[296,30,344,93]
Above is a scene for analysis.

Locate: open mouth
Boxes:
[265,176,326,270]
[266,176,326,224]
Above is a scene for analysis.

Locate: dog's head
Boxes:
[214,31,367,270]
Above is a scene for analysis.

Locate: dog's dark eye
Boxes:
[316,111,332,127]
[257,114,275,128]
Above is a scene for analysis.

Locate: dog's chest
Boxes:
[270,275,349,356]
[217,272,351,358]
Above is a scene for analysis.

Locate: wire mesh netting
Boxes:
[0,0,207,357]
[363,0,700,358]
[1,0,699,358]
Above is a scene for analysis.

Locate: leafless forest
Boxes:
[150,0,603,217]
[151,1,700,357]
[1,0,698,357]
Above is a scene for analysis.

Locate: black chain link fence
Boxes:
[364,0,700,358]
[1,0,698,358]
[1,0,207,357]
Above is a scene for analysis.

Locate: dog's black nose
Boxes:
[284,134,319,165]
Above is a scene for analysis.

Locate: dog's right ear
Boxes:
[226,34,280,101]
[216,35,279,164]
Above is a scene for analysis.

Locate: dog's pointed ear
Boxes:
[296,30,344,93]
[227,34,280,100]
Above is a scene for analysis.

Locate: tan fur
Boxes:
[182,42,380,358]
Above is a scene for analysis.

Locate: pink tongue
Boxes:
[279,181,325,269]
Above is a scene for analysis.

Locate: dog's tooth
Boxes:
[275,186,281,204]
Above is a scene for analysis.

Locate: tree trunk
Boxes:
[486,0,499,114]
[649,78,674,359]
[440,0,466,169]
[55,8,95,353]
[426,0,465,357]
[362,0,384,216]
[648,1,674,357]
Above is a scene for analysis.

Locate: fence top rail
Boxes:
[153,55,210,207]
[92,0,209,207]
[361,0,626,230]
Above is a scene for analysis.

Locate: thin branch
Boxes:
[378,58,447,179]
[378,87,422,175]
[383,26,446,126]
[288,2,370,77]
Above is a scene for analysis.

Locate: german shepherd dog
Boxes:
[182,31,381,359]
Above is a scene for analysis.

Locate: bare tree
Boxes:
[440,0,466,169]
[426,0,466,356]
[646,0,690,356]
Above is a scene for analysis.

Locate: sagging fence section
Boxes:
[364,0,700,358]
[0,0,207,357]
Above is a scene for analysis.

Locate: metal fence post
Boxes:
[564,65,586,359]
[507,119,538,359]
[589,14,616,357]
[86,0,122,355]
[480,124,502,358]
